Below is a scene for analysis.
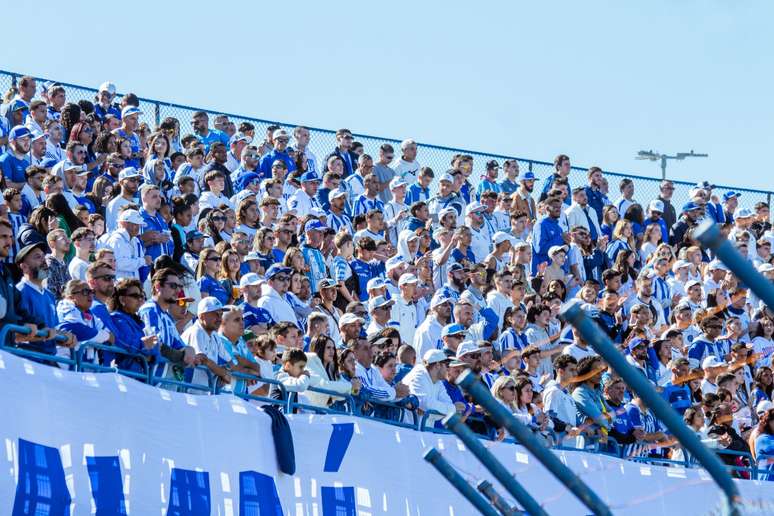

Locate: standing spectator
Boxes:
[565,187,601,243]
[181,297,232,390]
[68,227,95,280]
[531,196,567,275]
[323,129,358,178]
[44,229,71,300]
[260,129,296,177]
[391,273,419,347]
[105,209,150,280]
[105,167,141,232]
[656,180,677,230]
[190,111,229,153]
[513,171,538,223]
[614,179,637,217]
[540,154,571,203]
[114,106,143,169]
[498,159,520,195]
[373,143,395,202]
[391,139,420,183]
[1,126,32,189]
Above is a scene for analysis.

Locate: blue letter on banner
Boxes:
[321,486,357,516]
[13,438,72,516]
[168,468,211,515]
[86,456,127,515]
[239,471,284,515]
[323,423,354,472]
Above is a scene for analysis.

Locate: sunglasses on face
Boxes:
[125,292,146,300]
[212,216,226,222]
[164,282,184,290]
[274,275,290,282]
[96,274,116,282]
[75,288,94,297]
[206,256,221,262]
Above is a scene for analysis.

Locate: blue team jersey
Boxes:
[661,382,692,415]
[350,258,375,301]
[0,152,30,183]
[198,275,230,305]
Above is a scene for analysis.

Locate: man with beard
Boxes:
[513,171,538,223]
[1,126,33,190]
[15,242,75,356]
[669,201,704,246]
[572,356,611,438]
[327,188,352,234]
[531,196,567,275]
[428,173,465,226]
[583,166,607,225]
[622,271,667,331]
[438,263,468,303]
[106,167,142,232]
[413,293,453,359]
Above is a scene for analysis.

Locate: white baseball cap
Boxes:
[117,209,145,226]
[701,356,726,369]
[648,200,664,213]
[239,272,262,288]
[548,245,568,257]
[456,340,480,358]
[98,81,117,95]
[424,349,449,365]
[492,231,515,246]
[197,296,225,316]
[671,259,691,273]
[398,273,419,286]
[339,312,365,327]
[465,202,486,217]
[757,400,774,416]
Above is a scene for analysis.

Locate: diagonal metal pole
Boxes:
[477,480,519,516]
[694,218,774,310]
[443,413,547,516]
[560,299,741,516]
[424,448,501,516]
[457,370,613,516]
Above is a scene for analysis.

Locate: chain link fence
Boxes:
[2,69,770,212]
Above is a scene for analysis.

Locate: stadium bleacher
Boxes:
[2,68,774,493]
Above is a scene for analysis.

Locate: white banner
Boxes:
[0,349,772,515]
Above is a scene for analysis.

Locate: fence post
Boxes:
[154,102,161,128]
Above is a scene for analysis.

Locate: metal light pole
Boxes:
[636,150,708,180]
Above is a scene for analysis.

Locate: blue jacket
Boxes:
[661,381,692,415]
[260,149,297,177]
[584,186,606,224]
[323,148,359,178]
[531,216,564,275]
[572,384,610,430]
[111,310,161,373]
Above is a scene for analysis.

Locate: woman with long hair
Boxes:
[623,203,646,245]
[513,376,552,439]
[752,317,774,369]
[497,305,529,365]
[201,208,226,247]
[605,219,636,266]
[304,335,353,408]
[600,205,620,241]
[196,248,230,305]
[86,176,115,218]
[45,192,85,236]
[755,409,774,480]
[492,376,519,413]
[235,198,259,243]
[253,227,276,273]
[283,247,308,274]
[108,278,158,375]
[640,223,663,264]
[17,205,58,252]
[170,196,193,262]
[218,249,242,304]
[68,121,99,172]
[612,249,638,298]
[753,367,774,406]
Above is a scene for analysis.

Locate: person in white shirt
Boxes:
[354,338,409,401]
[68,227,95,281]
[105,167,141,232]
[287,171,321,219]
[199,169,234,211]
[614,178,636,218]
[564,187,602,237]
[104,209,152,280]
[413,293,453,359]
[700,356,726,395]
[383,177,410,246]
[401,349,459,424]
[465,202,492,263]
[256,265,298,327]
[390,138,420,183]
[486,269,514,329]
[366,295,395,337]
[542,354,582,439]
[180,297,233,391]
[225,132,251,173]
[391,273,419,347]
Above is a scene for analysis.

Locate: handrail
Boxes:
[457,370,613,516]
[149,364,217,394]
[0,324,74,366]
[227,371,292,412]
[75,342,152,383]
[424,448,501,516]
[305,385,357,415]
[560,300,741,515]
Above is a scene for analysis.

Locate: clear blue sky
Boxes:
[2,1,772,190]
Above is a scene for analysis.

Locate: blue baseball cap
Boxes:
[300,171,321,183]
[681,201,701,213]
[723,191,741,202]
[521,171,538,181]
[448,263,468,272]
[186,230,205,241]
[40,158,58,169]
[442,323,466,337]
[8,125,32,141]
[626,338,648,354]
[235,171,261,191]
[247,307,274,325]
[264,264,292,280]
[304,219,326,233]
[121,106,143,118]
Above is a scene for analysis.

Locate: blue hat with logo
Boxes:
[442,323,466,337]
[304,219,326,233]
[8,125,32,141]
[264,264,292,280]
[722,191,741,202]
[521,171,538,181]
[300,171,321,183]
[681,201,700,213]
[186,230,205,241]
[448,263,468,272]
[235,171,261,191]
[7,99,28,113]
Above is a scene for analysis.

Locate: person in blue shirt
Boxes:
[661,357,693,415]
[301,220,328,293]
[14,242,75,357]
[531,196,567,275]
[196,248,230,305]
[350,237,378,301]
[109,277,160,375]
[139,184,172,262]
[405,166,433,206]
[259,129,296,177]
[605,219,635,266]
[93,82,122,122]
[352,174,385,216]
[497,159,520,195]
[114,106,143,169]
[0,125,32,189]
[191,111,229,153]
[603,377,641,454]
[323,129,359,178]
[644,200,669,244]
[687,316,724,366]
[583,166,607,225]
[475,160,501,201]
[756,410,774,481]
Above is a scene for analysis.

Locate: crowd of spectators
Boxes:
[2,76,774,476]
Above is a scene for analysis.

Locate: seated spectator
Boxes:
[401,349,458,425]
[181,297,232,391]
[272,348,318,412]
[56,279,114,362]
[304,335,355,408]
